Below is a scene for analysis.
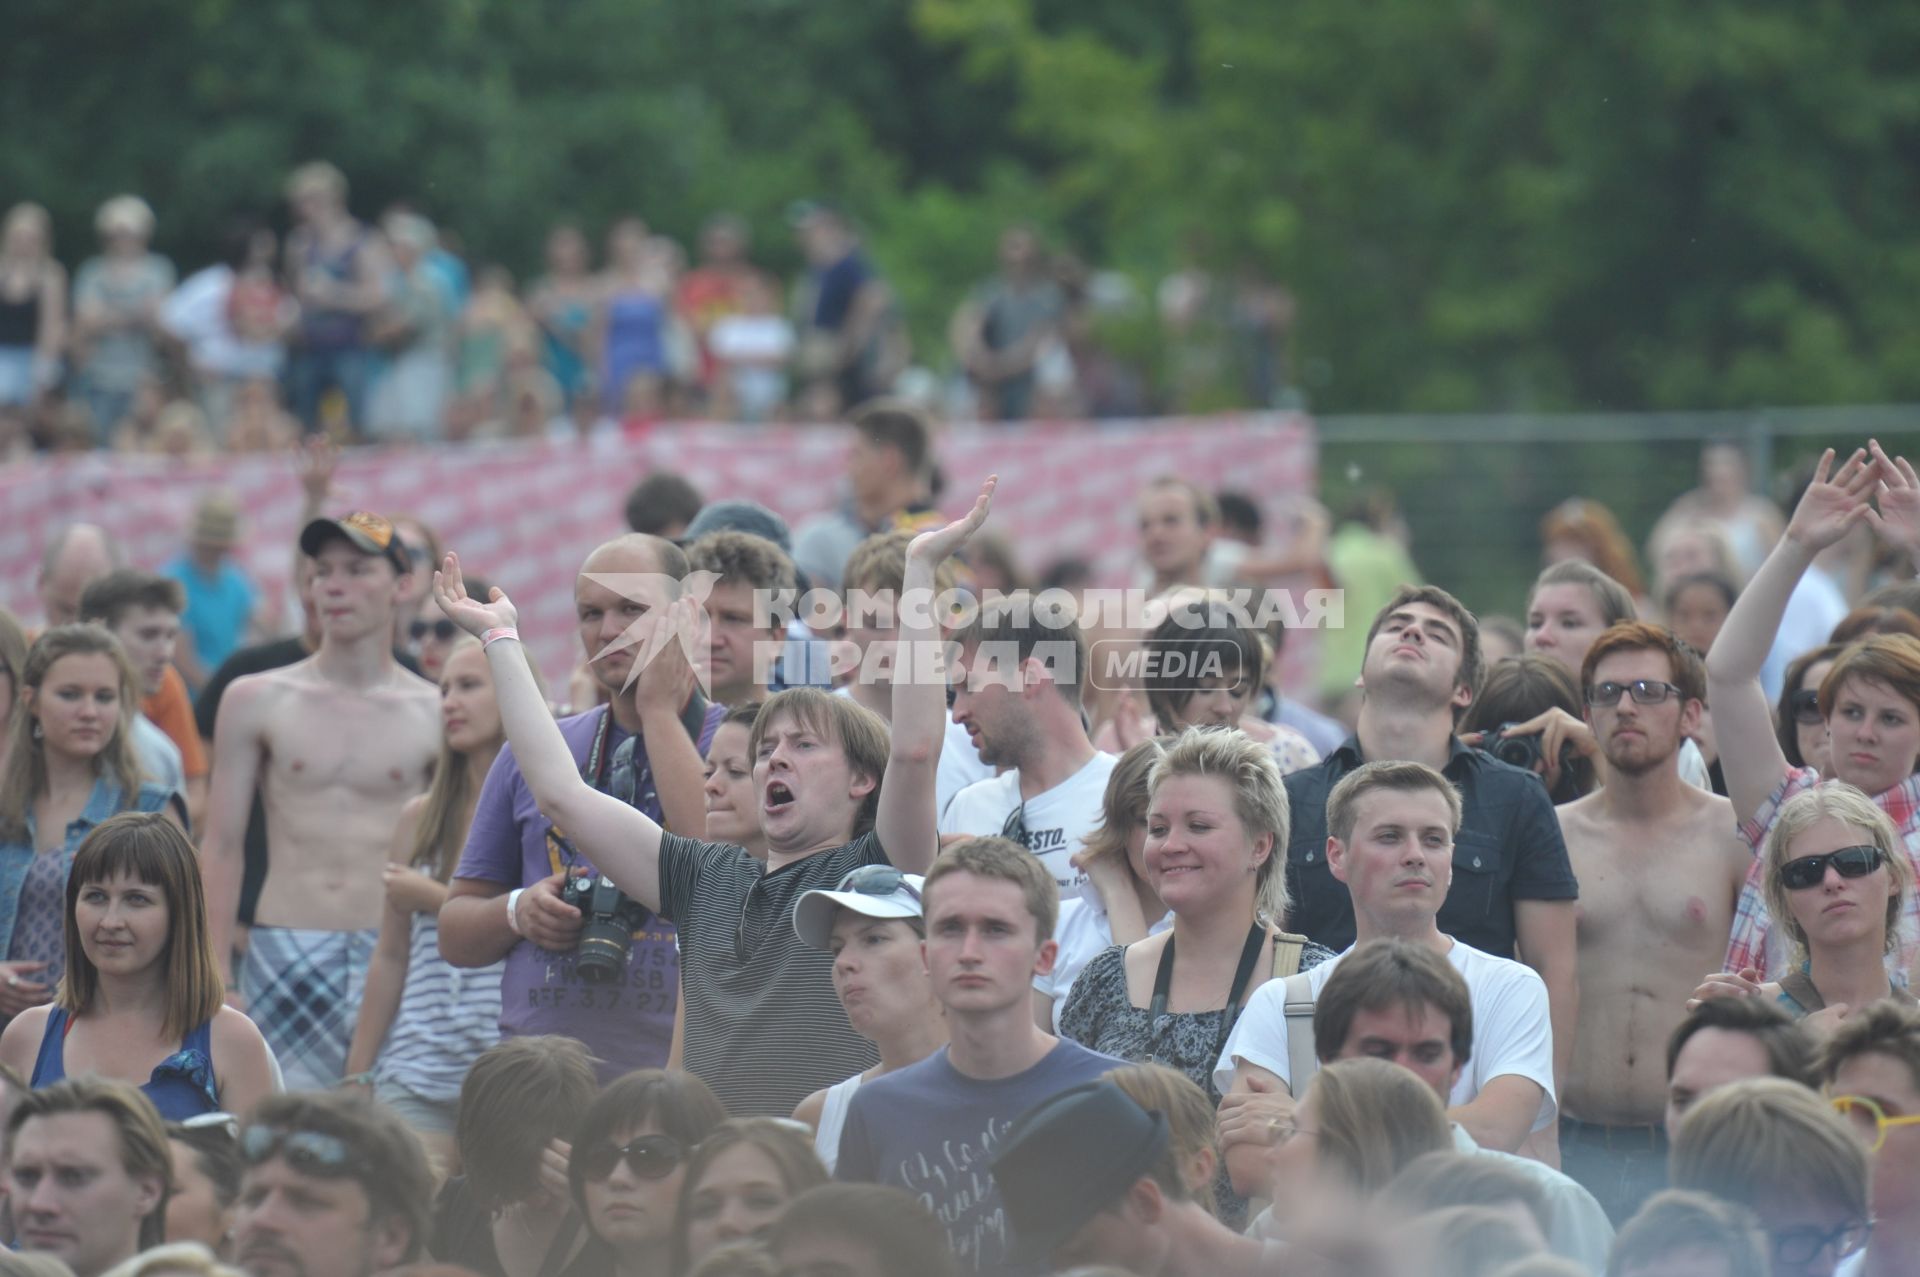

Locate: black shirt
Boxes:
[1283,736,1579,957]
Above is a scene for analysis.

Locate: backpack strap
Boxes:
[1281,970,1319,1097]
[1776,967,1825,1017]
[1269,929,1308,980]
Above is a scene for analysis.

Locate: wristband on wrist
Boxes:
[482,626,520,650]
[505,887,526,936]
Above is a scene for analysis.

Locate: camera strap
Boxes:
[1148,922,1268,1070]
[579,692,714,816]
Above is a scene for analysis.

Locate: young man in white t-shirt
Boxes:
[941,596,1113,900]
[1215,759,1554,1186]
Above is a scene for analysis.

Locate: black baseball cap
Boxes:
[990,1081,1170,1266]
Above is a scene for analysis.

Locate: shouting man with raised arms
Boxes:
[434,476,996,1117]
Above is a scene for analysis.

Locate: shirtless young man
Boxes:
[1553,621,1748,1223]
[202,512,440,1089]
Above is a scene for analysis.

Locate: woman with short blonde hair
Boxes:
[1061,727,1333,1225]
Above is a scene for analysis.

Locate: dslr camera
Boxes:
[1480,722,1572,776]
[559,873,652,983]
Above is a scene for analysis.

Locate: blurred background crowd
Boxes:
[0,168,1293,458]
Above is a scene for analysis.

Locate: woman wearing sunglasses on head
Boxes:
[563,1069,728,1277]
[1693,786,1917,1028]
[1708,441,1920,982]
[789,865,945,1171]
[0,812,276,1119]
[672,1119,829,1274]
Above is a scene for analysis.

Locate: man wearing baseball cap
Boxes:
[791,866,946,1172]
[202,510,441,1088]
[991,1081,1281,1277]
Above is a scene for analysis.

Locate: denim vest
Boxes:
[0,778,176,956]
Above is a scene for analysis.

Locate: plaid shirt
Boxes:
[1725,766,1920,979]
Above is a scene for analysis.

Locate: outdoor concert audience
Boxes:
[15,403,1920,1276]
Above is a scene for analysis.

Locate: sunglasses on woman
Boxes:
[579,1133,687,1182]
[410,618,459,642]
[836,864,922,904]
[1789,688,1824,726]
[1779,845,1884,892]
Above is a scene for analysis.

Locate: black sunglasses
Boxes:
[1779,845,1885,892]
[411,618,459,642]
[1789,687,1824,726]
[1585,679,1684,708]
[836,864,922,904]
[1769,1220,1869,1267]
[240,1126,359,1177]
[579,1133,687,1182]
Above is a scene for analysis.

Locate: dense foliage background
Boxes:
[8,0,1916,613]
[9,0,1919,417]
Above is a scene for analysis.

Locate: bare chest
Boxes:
[1570,826,1735,948]
[259,687,438,798]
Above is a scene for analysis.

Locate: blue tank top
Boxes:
[31,1007,220,1120]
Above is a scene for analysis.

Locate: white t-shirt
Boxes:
[1033,894,1172,1031]
[937,714,994,822]
[1450,1126,1612,1272]
[940,751,1118,900]
[1213,937,1558,1131]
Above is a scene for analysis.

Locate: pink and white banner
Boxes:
[1,414,1316,687]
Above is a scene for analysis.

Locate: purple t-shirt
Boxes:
[454,702,722,1080]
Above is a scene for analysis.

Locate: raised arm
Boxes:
[434,555,667,912]
[632,604,708,840]
[1708,447,1876,821]
[201,678,269,984]
[875,476,997,872]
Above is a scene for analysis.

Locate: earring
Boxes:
[30,721,42,741]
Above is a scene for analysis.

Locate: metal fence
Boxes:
[1314,405,1920,621]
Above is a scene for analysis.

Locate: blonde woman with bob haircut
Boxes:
[1035,738,1172,1030]
[1669,1076,1870,1277]
[1256,1056,1452,1240]
[0,812,275,1120]
[1061,728,1330,1224]
[1693,784,1916,1026]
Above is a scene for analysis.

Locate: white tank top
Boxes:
[814,1072,864,1173]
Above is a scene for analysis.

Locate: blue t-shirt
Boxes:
[836,1040,1122,1277]
[163,555,256,675]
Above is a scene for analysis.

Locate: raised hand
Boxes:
[1785,447,1877,553]
[1866,439,1920,558]
[433,552,518,639]
[634,595,704,713]
[294,434,338,509]
[908,475,998,566]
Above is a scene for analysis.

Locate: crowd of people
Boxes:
[0,163,1301,460]
[5,401,1920,1277]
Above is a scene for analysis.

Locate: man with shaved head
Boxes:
[37,524,123,629]
[438,533,724,1079]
